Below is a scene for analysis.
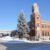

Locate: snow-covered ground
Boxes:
[0,36,50,43]
[0,36,26,42]
[0,36,13,42]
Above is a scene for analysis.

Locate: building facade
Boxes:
[29,3,50,40]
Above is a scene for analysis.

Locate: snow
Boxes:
[0,36,50,43]
[1,36,13,42]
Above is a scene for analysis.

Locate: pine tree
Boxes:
[17,11,30,38]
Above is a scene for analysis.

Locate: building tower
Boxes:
[30,3,41,39]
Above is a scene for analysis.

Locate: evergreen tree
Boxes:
[17,11,30,38]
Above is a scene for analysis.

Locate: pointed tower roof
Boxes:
[32,3,39,14]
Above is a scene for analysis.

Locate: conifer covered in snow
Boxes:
[17,11,30,38]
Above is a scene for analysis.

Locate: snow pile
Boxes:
[1,36,13,42]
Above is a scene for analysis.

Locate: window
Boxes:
[37,24,40,27]
[32,24,35,27]
[32,24,35,29]
[45,25,46,28]
[42,24,44,28]
[45,31,47,36]
[42,24,47,28]
[37,17,39,19]
[48,32,49,36]
[42,31,44,36]
[48,25,49,28]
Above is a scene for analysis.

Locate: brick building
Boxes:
[29,3,50,40]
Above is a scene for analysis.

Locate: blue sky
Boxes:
[0,0,50,30]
